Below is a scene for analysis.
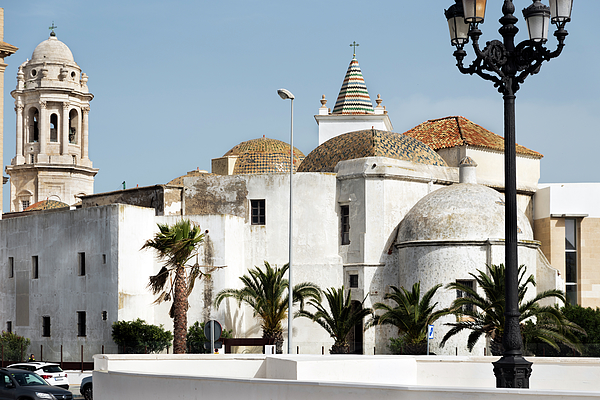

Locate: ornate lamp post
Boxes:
[444,0,573,389]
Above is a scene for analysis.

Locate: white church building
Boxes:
[1,34,569,362]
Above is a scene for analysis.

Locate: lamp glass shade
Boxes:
[462,0,486,23]
[445,2,469,46]
[524,8,550,42]
[549,0,572,23]
[447,16,470,46]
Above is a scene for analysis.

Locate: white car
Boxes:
[7,362,69,389]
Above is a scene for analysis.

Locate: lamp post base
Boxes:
[492,355,533,388]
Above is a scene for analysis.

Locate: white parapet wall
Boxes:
[94,354,600,400]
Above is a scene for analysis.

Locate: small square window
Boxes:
[42,316,51,337]
[8,257,14,278]
[78,253,86,276]
[32,256,39,279]
[251,199,266,225]
[341,205,350,245]
[349,274,359,288]
[102,254,107,264]
[22,200,30,211]
[6,321,12,333]
[77,311,86,337]
[102,311,107,321]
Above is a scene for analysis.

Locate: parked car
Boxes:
[7,362,69,389]
[81,375,93,400]
[0,367,72,400]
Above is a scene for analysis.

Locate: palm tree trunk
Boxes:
[172,265,188,354]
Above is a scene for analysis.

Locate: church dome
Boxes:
[396,183,533,243]
[31,34,75,63]
[224,137,305,174]
[298,129,447,172]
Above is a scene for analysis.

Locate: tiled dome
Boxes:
[224,137,305,174]
[298,129,447,172]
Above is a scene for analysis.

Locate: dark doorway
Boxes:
[348,300,364,354]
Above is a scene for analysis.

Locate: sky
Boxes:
[2,1,599,212]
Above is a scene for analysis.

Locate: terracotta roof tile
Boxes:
[24,200,70,211]
[403,116,542,158]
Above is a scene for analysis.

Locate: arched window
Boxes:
[69,109,78,144]
[28,108,39,142]
[50,113,58,142]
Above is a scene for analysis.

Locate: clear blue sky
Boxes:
[3,1,598,211]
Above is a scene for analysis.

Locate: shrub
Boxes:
[187,321,233,354]
[388,335,429,355]
[0,331,31,363]
[112,319,173,354]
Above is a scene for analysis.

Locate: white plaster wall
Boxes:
[534,183,600,220]
[395,243,540,356]
[464,148,540,193]
[93,354,600,400]
[315,114,392,145]
[0,204,146,361]
[116,205,159,326]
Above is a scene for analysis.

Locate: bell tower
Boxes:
[6,31,97,211]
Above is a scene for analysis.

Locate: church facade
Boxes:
[1,34,582,362]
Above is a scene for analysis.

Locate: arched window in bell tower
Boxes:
[50,113,58,142]
[69,109,78,144]
[28,108,39,143]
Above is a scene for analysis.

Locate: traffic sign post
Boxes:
[204,320,222,354]
[427,324,434,355]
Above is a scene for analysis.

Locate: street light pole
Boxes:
[277,88,295,355]
[444,0,572,388]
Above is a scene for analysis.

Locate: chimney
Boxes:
[459,156,477,184]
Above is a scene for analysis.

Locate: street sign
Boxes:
[428,324,434,340]
[204,320,222,340]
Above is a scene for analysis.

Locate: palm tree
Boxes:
[370,282,448,354]
[214,261,321,353]
[296,286,372,354]
[440,264,583,356]
[142,219,205,354]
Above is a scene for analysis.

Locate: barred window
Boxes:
[251,200,266,225]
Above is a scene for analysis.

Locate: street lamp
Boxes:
[444,0,572,389]
[277,88,295,355]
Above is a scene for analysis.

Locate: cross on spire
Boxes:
[350,41,359,57]
[49,22,57,36]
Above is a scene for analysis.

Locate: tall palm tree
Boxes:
[142,219,205,354]
[214,261,321,353]
[297,286,372,354]
[440,264,583,356]
[370,282,448,354]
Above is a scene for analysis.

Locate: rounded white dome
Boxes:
[396,183,533,243]
[31,35,74,63]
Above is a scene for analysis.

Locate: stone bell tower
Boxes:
[6,30,97,211]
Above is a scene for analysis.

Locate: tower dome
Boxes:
[223,137,305,174]
[396,183,533,243]
[298,128,447,172]
[31,34,75,63]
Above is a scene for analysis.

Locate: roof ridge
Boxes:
[455,116,467,146]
